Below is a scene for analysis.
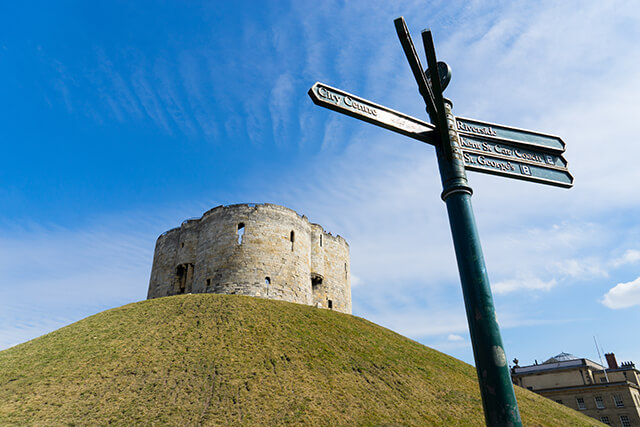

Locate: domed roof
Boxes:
[543,352,578,364]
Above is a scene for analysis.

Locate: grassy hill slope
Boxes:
[0,294,600,426]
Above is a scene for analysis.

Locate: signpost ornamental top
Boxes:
[308,16,573,427]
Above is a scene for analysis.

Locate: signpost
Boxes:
[308,16,573,427]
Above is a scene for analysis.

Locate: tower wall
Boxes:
[147,204,351,314]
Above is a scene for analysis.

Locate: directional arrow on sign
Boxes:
[456,116,566,153]
[462,150,574,188]
[458,133,574,188]
[308,82,437,145]
[454,117,573,188]
[458,134,569,169]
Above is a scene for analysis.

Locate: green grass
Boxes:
[0,294,601,426]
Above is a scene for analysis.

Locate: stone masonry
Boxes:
[147,203,351,314]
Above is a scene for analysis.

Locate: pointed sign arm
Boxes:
[308,82,438,145]
[394,17,438,120]
[420,29,454,159]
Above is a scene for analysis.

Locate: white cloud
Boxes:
[602,277,640,309]
[448,334,464,342]
[492,275,557,295]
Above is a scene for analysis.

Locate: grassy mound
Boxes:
[0,294,600,426]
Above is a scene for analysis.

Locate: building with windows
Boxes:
[511,352,640,426]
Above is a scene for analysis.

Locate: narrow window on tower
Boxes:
[265,277,271,285]
[175,264,193,294]
[290,230,295,251]
[237,223,245,244]
[320,234,323,247]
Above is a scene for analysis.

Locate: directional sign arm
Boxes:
[394,17,438,120]
[462,151,574,188]
[455,116,566,153]
[308,82,437,145]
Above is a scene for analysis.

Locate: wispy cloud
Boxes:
[425,334,471,354]
[611,250,640,268]
[154,59,197,136]
[269,73,295,146]
[366,306,469,338]
[51,60,76,114]
[179,53,219,138]
[6,0,640,366]
[0,206,206,350]
[130,65,173,134]
[493,275,557,295]
[93,48,144,122]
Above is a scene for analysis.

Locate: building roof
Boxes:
[543,352,578,364]
[512,353,604,375]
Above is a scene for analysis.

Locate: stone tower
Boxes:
[147,203,351,314]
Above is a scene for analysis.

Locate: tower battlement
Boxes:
[147,203,351,313]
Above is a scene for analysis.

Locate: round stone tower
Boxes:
[147,203,351,314]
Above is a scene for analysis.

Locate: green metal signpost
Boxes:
[308,16,573,427]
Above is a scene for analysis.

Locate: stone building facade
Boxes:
[147,203,351,314]
[512,352,640,426]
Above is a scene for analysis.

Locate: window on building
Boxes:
[290,230,295,251]
[237,223,245,244]
[265,277,271,285]
[576,397,586,410]
[327,299,333,309]
[599,416,611,426]
[614,394,624,408]
[620,415,631,427]
[320,234,322,247]
[311,274,322,291]
[175,263,194,294]
[595,396,605,409]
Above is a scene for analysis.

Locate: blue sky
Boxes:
[1,0,639,368]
